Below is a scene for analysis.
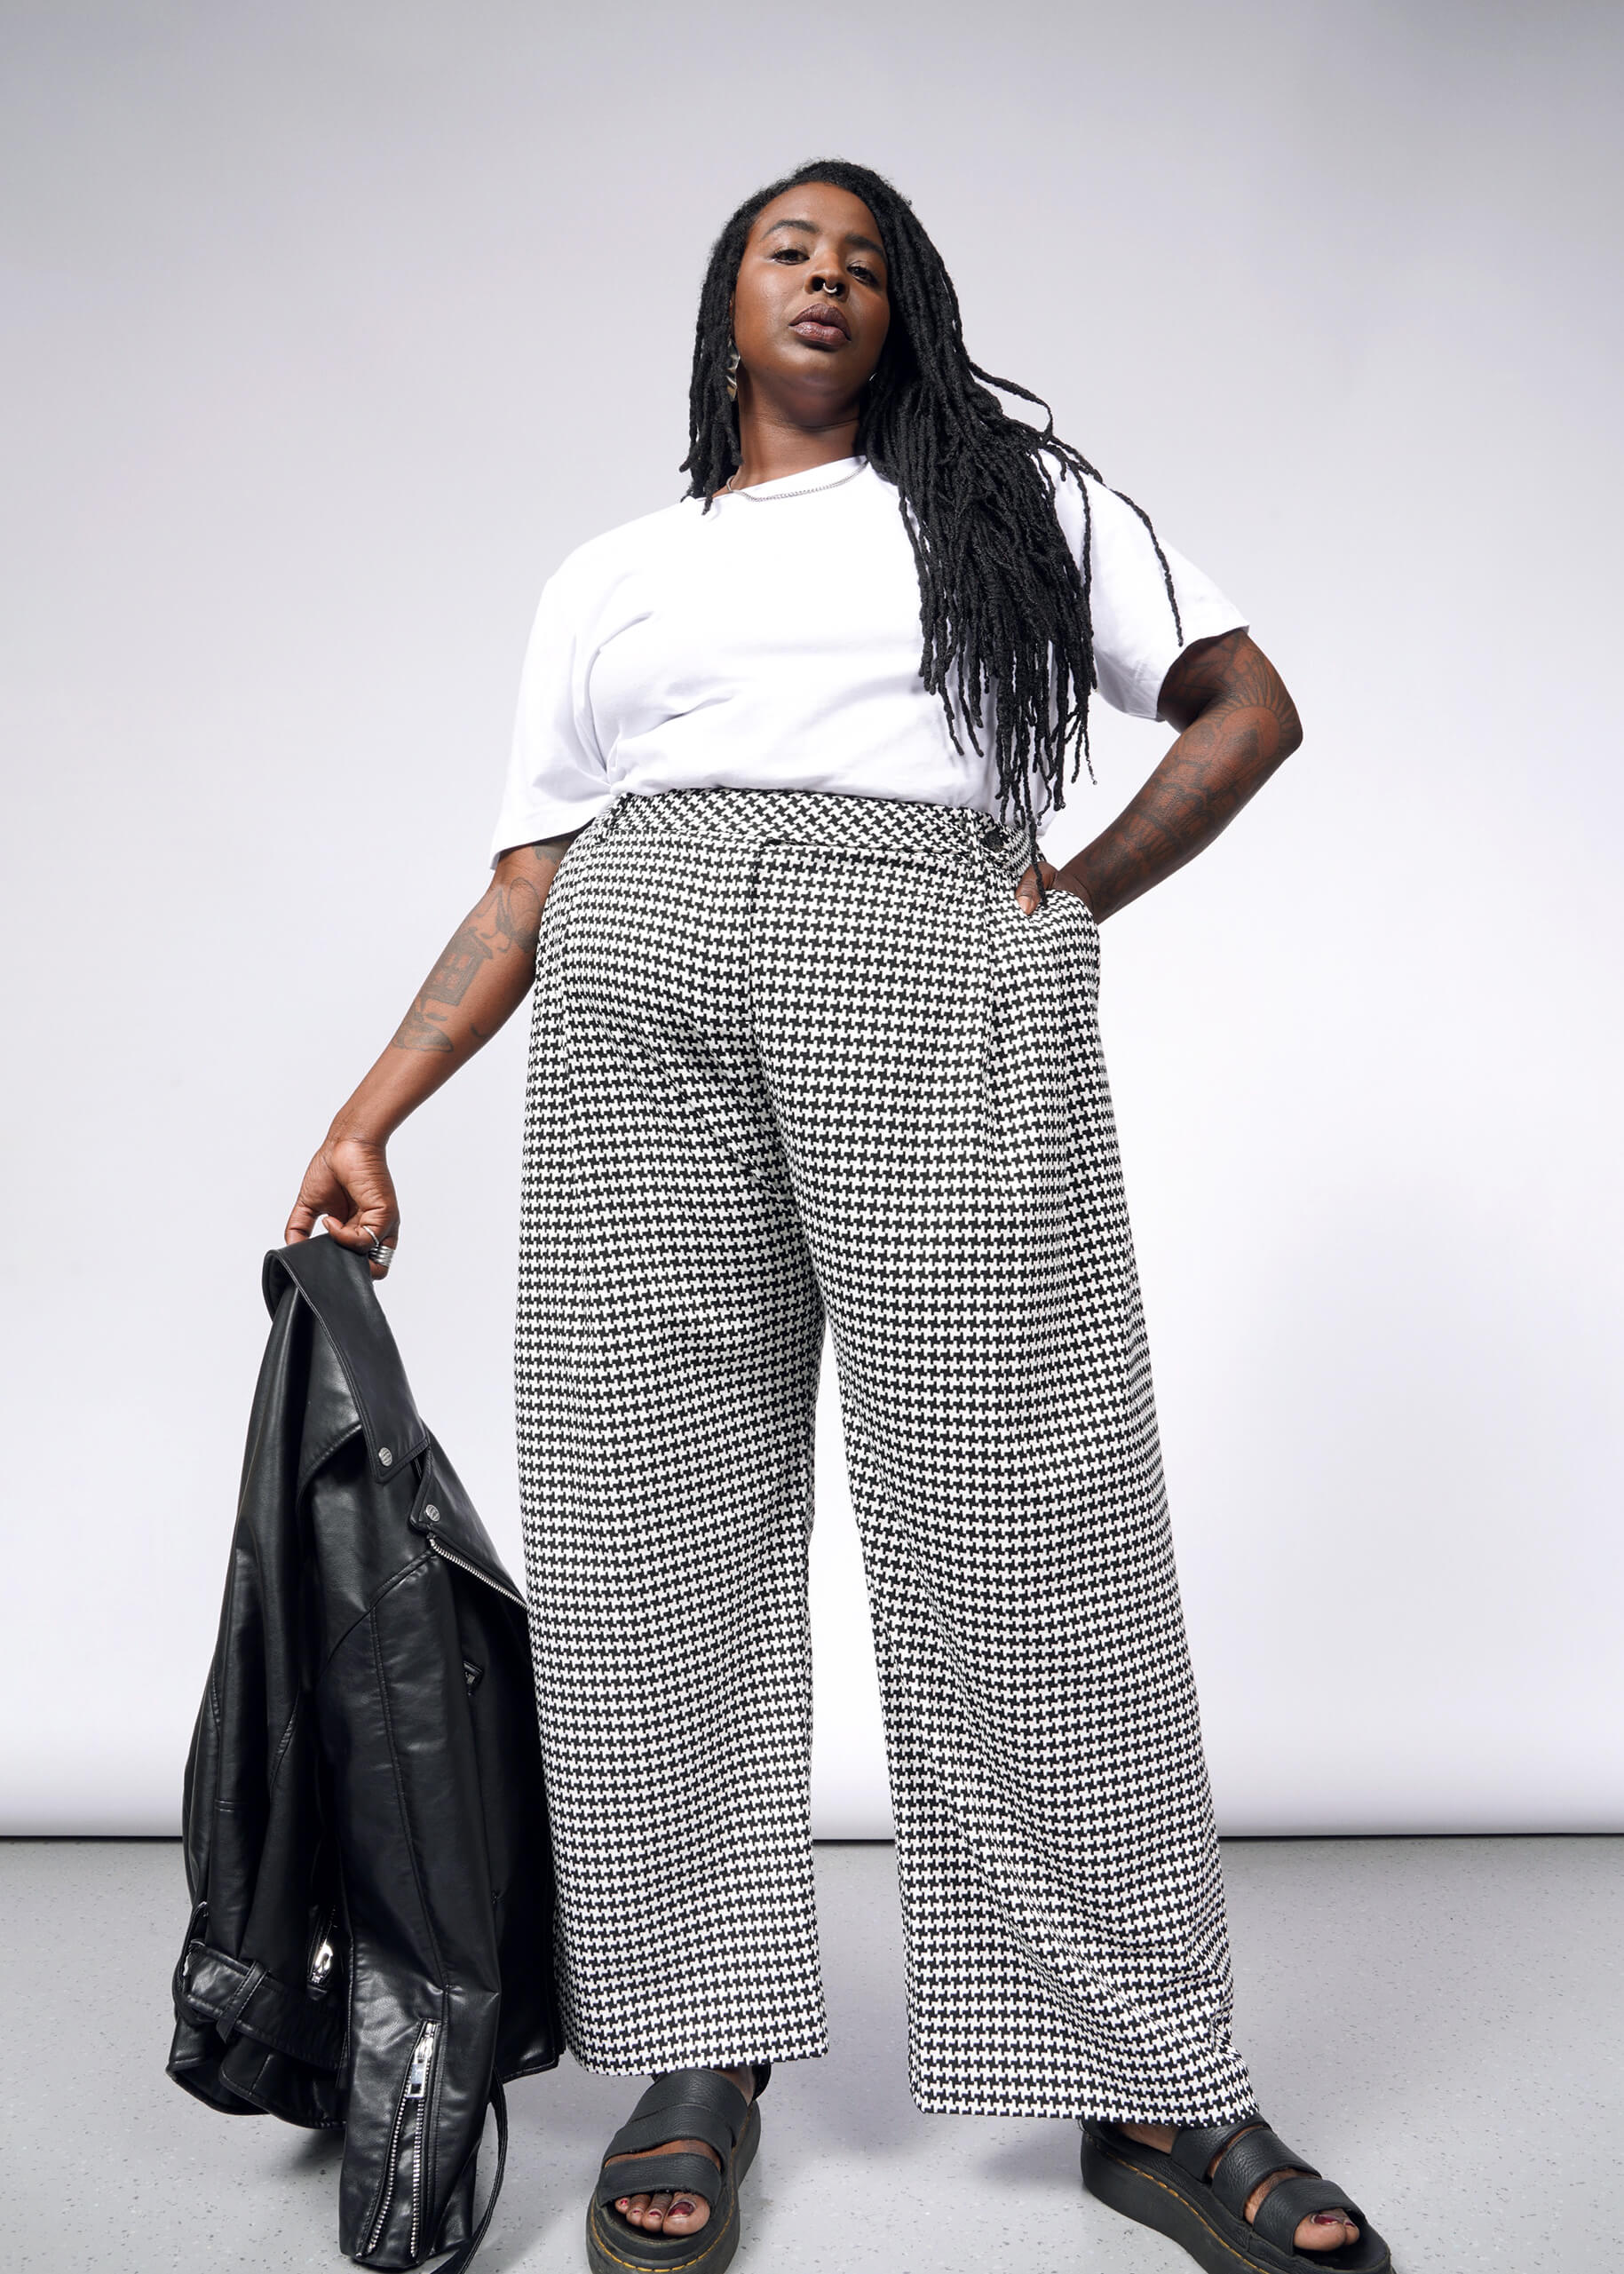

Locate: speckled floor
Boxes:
[4,1837,1613,2273]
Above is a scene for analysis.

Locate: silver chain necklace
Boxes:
[722,458,867,503]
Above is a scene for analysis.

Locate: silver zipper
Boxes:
[364,2021,439,2258]
[427,1534,525,1605]
[365,2080,409,2255]
[405,2022,439,2262]
[406,2022,438,2098]
[307,1936,335,1993]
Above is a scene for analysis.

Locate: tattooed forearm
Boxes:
[390,920,494,1050]
[1058,632,1303,922]
[389,831,580,1056]
[392,1005,456,1053]
[422,930,493,1008]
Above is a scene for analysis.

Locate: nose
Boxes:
[810,272,846,298]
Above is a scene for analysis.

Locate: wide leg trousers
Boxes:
[514,785,1257,2125]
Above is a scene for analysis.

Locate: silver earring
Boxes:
[725,342,741,402]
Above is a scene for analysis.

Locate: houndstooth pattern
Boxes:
[514,785,1258,2125]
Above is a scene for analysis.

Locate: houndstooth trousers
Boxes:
[514,785,1258,2126]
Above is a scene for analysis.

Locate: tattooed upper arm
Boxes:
[1158,629,1303,753]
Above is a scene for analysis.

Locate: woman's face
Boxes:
[729,181,891,414]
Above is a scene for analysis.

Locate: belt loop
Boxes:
[961,806,993,868]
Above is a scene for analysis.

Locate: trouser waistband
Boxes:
[583,784,1036,885]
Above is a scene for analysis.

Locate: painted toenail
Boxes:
[674,2201,694,2215]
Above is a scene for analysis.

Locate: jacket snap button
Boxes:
[980,827,1002,850]
[378,1447,393,1467]
[423,1503,440,1525]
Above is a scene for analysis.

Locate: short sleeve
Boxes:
[487,570,614,864]
[1050,464,1248,721]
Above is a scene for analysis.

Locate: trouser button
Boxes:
[980,826,1002,849]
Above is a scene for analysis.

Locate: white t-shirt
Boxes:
[489,455,1245,861]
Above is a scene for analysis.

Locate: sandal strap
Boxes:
[606,2100,739,2163]
[603,2069,751,2166]
[593,2151,724,2211]
[1168,2117,1262,2182]
[1250,2170,1363,2252]
[1208,2126,1319,2218]
[630,2067,753,2127]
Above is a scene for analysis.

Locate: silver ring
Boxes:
[366,1232,396,1267]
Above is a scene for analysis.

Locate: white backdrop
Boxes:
[3,0,1620,1835]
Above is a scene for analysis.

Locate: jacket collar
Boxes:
[263,1240,430,1486]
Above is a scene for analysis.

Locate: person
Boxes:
[287,160,1389,2274]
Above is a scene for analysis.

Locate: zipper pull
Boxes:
[405,2022,439,2098]
[307,1937,335,1993]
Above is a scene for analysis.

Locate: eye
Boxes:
[770,246,808,263]
[850,261,880,286]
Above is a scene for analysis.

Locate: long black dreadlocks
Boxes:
[681,158,1184,875]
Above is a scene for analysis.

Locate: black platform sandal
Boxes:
[586,2063,770,2274]
[1081,2113,1391,2271]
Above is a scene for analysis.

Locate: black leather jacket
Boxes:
[168,1236,559,2269]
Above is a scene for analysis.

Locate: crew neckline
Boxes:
[717,456,866,502]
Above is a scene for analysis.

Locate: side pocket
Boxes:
[1052,883,1101,1003]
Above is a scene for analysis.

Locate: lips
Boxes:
[789,302,850,342]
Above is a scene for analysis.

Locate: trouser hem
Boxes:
[564,2035,830,2078]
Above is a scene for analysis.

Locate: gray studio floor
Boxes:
[5,1838,1616,2274]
